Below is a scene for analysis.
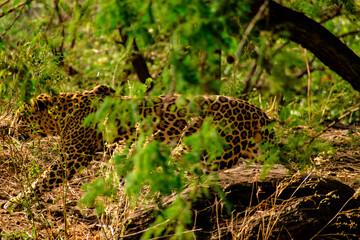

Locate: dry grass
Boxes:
[1,109,360,239]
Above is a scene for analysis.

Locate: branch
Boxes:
[338,29,360,38]
[0,0,31,18]
[52,0,65,66]
[0,3,25,40]
[319,5,342,24]
[41,0,78,75]
[242,60,257,94]
[293,56,320,79]
[250,0,360,92]
[235,0,268,58]
[308,104,360,146]
[69,3,90,49]
[0,0,10,8]
[272,40,290,57]
[117,28,153,92]
[294,66,326,79]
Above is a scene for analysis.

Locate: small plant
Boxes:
[81,90,227,237]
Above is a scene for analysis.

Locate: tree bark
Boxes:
[250,0,360,92]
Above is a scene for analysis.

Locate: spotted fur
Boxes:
[5,85,272,209]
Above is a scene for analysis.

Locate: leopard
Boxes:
[4,85,273,209]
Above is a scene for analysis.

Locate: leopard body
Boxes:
[5,85,272,209]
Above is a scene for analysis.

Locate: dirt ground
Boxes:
[0,114,359,239]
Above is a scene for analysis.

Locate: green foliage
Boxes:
[0,40,66,102]
[94,0,249,94]
[80,175,116,214]
[84,91,225,202]
[141,197,194,239]
[182,117,226,167]
[125,138,181,197]
[81,91,225,236]
[262,100,336,173]
[1,0,360,238]
[0,231,31,240]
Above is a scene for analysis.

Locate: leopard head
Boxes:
[9,93,58,140]
[9,85,116,141]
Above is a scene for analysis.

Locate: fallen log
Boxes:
[122,164,360,239]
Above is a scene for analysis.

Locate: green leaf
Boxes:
[279,106,291,121]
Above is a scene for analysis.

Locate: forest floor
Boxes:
[0,113,360,239]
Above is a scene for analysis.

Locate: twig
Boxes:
[288,169,314,199]
[272,40,290,57]
[98,217,110,240]
[302,48,312,122]
[117,27,153,91]
[53,0,65,65]
[215,197,221,240]
[319,5,342,24]
[308,104,360,146]
[70,1,90,49]
[338,29,360,38]
[265,176,300,238]
[293,56,315,79]
[119,219,171,238]
[295,66,325,79]
[242,61,257,94]
[42,3,55,45]
[321,85,335,119]
[0,5,24,40]
[235,0,269,58]
[0,0,29,40]
[282,104,360,162]
[280,103,360,169]
[0,0,10,8]
[310,190,358,240]
[0,0,30,18]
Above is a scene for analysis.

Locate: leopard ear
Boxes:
[30,94,53,111]
[92,85,116,96]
